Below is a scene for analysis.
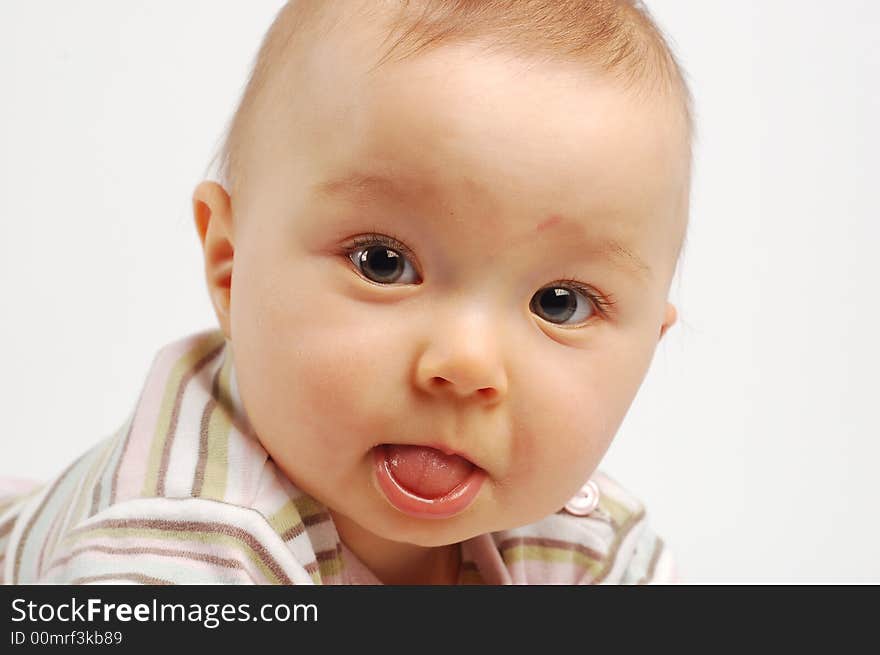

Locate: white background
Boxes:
[1,1,878,583]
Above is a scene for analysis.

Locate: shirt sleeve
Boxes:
[37,496,317,585]
[619,518,680,584]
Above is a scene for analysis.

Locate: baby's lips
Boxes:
[373,445,486,519]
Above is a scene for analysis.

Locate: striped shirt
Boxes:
[0,329,677,585]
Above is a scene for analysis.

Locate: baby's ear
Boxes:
[192,181,234,339]
[658,302,677,341]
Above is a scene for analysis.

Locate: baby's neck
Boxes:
[329,510,461,585]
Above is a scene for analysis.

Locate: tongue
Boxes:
[384,445,474,498]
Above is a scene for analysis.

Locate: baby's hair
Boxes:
[207,0,695,199]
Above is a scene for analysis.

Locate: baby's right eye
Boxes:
[346,235,421,285]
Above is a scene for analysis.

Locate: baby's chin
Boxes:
[331,498,492,549]
[362,500,544,549]
[369,511,486,548]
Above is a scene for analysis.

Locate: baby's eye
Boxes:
[344,234,611,326]
[347,236,421,285]
[529,283,601,327]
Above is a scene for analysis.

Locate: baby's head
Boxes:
[193,0,693,552]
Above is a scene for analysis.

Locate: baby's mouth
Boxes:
[372,444,486,519]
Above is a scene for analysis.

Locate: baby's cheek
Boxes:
[258,299,413,457]
[506,363,615,510]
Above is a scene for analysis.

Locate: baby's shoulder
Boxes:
[25,494,318,585]
[4,442,322,584]
[589,468,648,525]
[487,470,674,584]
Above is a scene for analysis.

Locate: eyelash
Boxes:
[341,232,617,321]
[349,233,420,274]
[552,275,617,320]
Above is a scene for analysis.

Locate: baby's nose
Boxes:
[413,311,508,402]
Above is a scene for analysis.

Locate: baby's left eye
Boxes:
[529,284,599,327]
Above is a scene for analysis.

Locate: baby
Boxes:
[1,0,692,585]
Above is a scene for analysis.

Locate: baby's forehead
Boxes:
[306,42,686,208]
[233,3,690,276]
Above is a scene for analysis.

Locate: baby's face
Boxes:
[206,21,689,548]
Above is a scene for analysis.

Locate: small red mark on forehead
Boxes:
[536,215,563,232]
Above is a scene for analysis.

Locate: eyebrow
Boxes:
[313,170,653,282]
[586,238,653,281]
[313,170,435,204]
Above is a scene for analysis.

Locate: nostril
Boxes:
[429,379,497,400]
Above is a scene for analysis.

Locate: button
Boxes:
[563,479,600,516]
